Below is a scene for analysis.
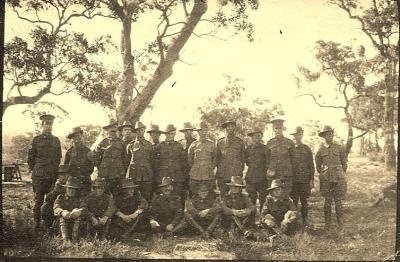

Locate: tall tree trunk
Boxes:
[120,0,208,123]
[359,135,365,156]
[383,59,397,170]
[116,18,135,123]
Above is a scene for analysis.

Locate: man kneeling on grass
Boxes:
[110,178,149,240]
[53,176,85,242]
[261,179,299,236]
[42,165,68,236]
[148,177,183,237]
[221,176,256,240]
[81,178,116,239]
[173,183,221,239]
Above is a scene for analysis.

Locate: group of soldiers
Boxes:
[27,114,348,242]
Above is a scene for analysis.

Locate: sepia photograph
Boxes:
[2,0,398,260]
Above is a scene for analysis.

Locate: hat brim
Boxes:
[147,130,162,133]
[67,131,83,139]
[318,130,334,137]
[290,132,303,136]
[225,182,246,187]
[266,185,282,191]
[133,126,146,131]
[221,122,236,128]
[179,128,195,132]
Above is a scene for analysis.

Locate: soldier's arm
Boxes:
[187,143,195,168]
[240,139,245,172]
[288,139,295,168]
[265,142,271,171]
[221,200,234,215]
[339,145,348,173]
[288,198,297,211]
[178,143,186,173]
[153,144,161,171]
[209,200,222,214]
[212,142,218,169]
[187,199,200,216]
[215,140,222,167]
[27,137,37,170]
[261,197,272,217]
[244,147,250,167]
[104,195,116,218]
[307,146,315,180]
[64,148,71,165]
[315,149,322,174]
[171,196,184,226]
[92,142,104,167]
[80,196,93,218]
[53,195,65,216]
[55,137,62,166]
[84,147,95,175]
[242,195,256,214]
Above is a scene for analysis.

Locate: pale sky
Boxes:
[3,0,381,141]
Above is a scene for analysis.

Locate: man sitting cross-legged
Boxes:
[110,178,149,240]
[148,177,183,237]
[174,183,222,239]
[53,176,85,242]
[221,176,256,240]
[261,179,299,236]
[81,178,116,239]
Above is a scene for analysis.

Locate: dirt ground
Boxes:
[2,156,397,260]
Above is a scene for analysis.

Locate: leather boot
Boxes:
[335,201,344,228]
[72,219,81,242]
[324,202,332,230]
[301,205,308,226]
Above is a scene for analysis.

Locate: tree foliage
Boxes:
[198,75,284,141]
[4,0,119,115]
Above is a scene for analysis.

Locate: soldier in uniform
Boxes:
[289,126,315,227]
[265,118,295,195]
[118,121,135,169]
[244,128,268,214]
[27,114,62,232]
[53,176,85,242]
[261,179,299,236]
[216,120,245,199]
[81,178,116,238]
[179,122,196,197]
[154,124,186,208]
[315,126,347,230]
[221,176,256,239]
[41,165,68,235]
[93,119,127,196]
[147,124,163,196]
[110,178,149,240]
[126,121,154,202]
[188,122,217,196]
[174,184,221,238]
[65,127,94,196]
[149,177,183,236]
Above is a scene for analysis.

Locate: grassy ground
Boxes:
[2,156,397,260]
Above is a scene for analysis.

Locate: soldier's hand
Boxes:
[91,216,99,226]
[264,218,276,228]
[166,224,174,232]
[99,216,109,225]
[61,210,71,219]
[150,219,160,228]
[199,209,209,218]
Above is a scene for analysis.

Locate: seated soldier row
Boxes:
[44,169,300,242]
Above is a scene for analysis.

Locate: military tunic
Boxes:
[111,192,149,234]
[93,137,127,195]
[315,142,347,200]
[27,133,62,226]
[216,136,245,197]
[81,192,116,219]
[188,139,217,193]
[265,136,295,193]
[149,193,183,229]
[127,137,154,201]
[221,192,255,230]
[244,142,268,211]
[64,143,94,195]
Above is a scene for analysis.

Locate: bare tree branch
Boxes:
[295,93,346,109]
[14,9,55,32]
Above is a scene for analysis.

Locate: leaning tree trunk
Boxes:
[115,18,135,123]
[119,0,208,123]
[383,59,397,170]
